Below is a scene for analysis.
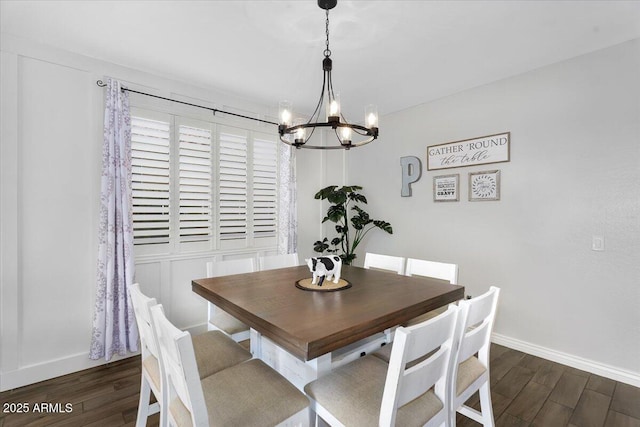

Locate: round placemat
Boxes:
[295,277,351,292]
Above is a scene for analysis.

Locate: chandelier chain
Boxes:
[324,8,331,57]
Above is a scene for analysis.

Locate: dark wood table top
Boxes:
[192,265,464,361]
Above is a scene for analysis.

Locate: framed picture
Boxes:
[433,174,459,202]
[469,170,500,201]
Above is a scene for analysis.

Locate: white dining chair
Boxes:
[450,286,500,427]
[258,252,300,271]
[373,258,458,364]
[334,252,406,366]
[205,258,255,342]
[150,304,310,427]
[403,258,459,327]
[305,305,460,427]
[363,252,406,275]
[406,258,458,284]
[129,283,251,427]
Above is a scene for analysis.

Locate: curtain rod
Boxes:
[96,80,278,126]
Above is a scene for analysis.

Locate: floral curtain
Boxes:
[89,78,139,361]
[278,144,297,254]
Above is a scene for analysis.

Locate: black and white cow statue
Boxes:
[306,256,342,286]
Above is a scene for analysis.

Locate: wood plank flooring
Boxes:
[1,344,639,427]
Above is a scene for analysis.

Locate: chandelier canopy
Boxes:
[278,0,379,150]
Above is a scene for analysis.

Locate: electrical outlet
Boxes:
[592,235,605,251]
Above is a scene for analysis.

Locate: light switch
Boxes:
[592,235,605,251]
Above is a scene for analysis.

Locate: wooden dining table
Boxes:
[192,264,464,389]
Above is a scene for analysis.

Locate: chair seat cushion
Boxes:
[372,342,393,363]
[192,330,252,378]
[304,356,443,427]
[142,355,162,390]
[210,310,249,335]
[171,359,308,427]
[456,356,487,397]
[404,307,446,327]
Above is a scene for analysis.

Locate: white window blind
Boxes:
[178,125,212,242]
[253,137,278,238]
[219,130,248,241]
[131,117,171,245]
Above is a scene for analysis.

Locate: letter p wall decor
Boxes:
[400,156,422,197]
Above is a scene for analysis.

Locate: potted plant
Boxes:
[313,185,392,265]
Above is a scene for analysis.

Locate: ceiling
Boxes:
[2,1,639,121]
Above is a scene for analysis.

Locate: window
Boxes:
[219,129,248,241]
[252,137,278,238]
[131,116,171,246]
[178,124,212,242]
[130,109,279,255]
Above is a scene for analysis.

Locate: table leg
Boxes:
[255,334,332,391]
[250,328,262,359]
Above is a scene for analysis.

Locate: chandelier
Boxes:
[278,0,379,150]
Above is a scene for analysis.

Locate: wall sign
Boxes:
[400,156,422,197]
[427,132,510,170]
[433,174,459,202]
[469,170,501,201]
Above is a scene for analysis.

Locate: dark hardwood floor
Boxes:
[1,344,638,427]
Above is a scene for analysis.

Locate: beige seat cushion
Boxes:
[304,356,443,427]
[372,342,393,363]
[373,307,446,363]
[209,310,249,335]
[404,306,446,327]
[170,359,308,427]
[143,330,251,392]
[373,342,436,369]
[142,355,162,390]
[456,356,487,396]
[192,330,252,378]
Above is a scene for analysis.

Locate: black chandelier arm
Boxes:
[308,70,328,125]
[279,134,375,150]
[281,122,375,135]
[279,121,378,149]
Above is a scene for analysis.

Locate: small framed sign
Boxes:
[433,174,459,202]
[469,170,500,201]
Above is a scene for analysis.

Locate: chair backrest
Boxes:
[129,283,160,360]
[380,305,459,426]
[363,253,405,275]
[150,304,208,426]
[206,257,256,277]
[258,253,300,271]
[454,286,500,367]
[405,258,459,285]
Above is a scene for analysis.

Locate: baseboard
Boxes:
[0,350,140,392]
[492,333,640,388]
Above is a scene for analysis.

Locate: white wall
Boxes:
[0,34,279,391]
[2,31,638,391]
[332,39,639,385]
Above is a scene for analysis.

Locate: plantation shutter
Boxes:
[178,124,213,242]
[253,136,278,238]
[219,129,248,240]
[131,117,171,245]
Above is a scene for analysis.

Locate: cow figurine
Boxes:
[306,256,342,286]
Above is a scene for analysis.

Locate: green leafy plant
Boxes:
[313,185,393,265]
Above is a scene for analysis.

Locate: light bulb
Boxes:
[281,109,291,125]
[329,100,339,116]
[279,100,292,126]
[365,104,378,128]
[367,113,377,127]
